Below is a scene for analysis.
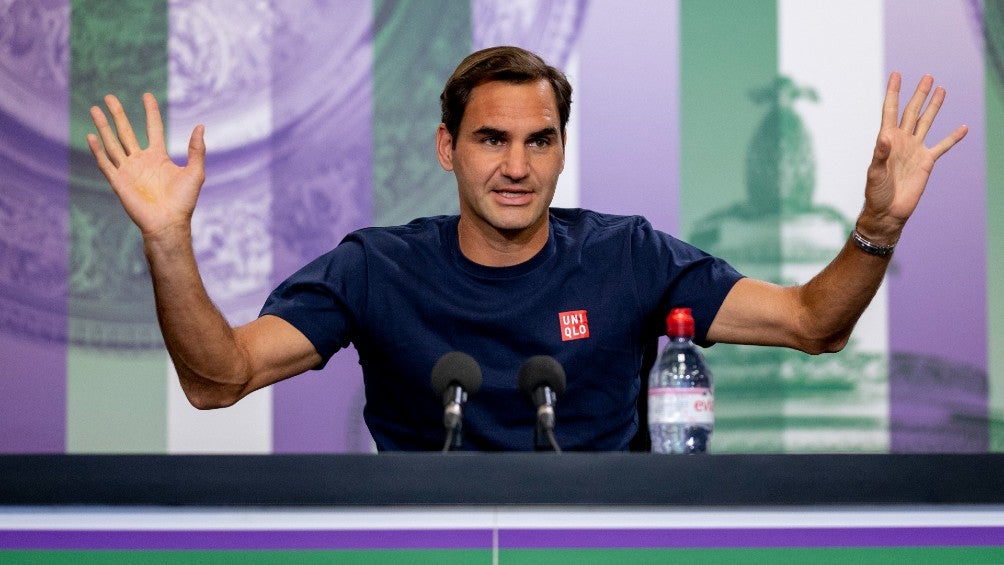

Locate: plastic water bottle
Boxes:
[648,307,714,454]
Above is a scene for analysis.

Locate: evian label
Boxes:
[648,388,714,425]
[559,310,590,342]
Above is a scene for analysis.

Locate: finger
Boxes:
[143,93,167,153]
[104,94,143,155]
[86,132,118,181]
[929,124,969,160]
[89,103,125,166]
[880,72,902,131]
[899,74,934,132]
[914,86,946,139]
[187,124,207,175]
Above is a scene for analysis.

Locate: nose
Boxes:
[501,144,529,180]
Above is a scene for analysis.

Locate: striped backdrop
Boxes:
[1,0,1000,454]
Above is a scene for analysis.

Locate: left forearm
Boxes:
[794,229,894,352]
[707,229,894,354]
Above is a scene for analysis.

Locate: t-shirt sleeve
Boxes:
[630,217,744,346]
[258,238,367,369]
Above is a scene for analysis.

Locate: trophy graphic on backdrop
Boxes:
[690,77,887,453]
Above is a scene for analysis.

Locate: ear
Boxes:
[436,124,454,171]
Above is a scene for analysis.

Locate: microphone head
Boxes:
[430,351,483,396]
[517,355,567,396]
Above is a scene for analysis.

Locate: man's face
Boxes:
[437,79,565,241]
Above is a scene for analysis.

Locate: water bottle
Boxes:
[648,307,714,453]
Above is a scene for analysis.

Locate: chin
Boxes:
[490,211,545,233]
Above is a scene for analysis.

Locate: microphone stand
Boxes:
[442,424,464,452]
[533,387,562,452]
[533,421,561,452]
[441,386,467,452]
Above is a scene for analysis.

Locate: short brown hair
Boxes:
[440,46,572,144]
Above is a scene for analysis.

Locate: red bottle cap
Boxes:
[666,307,695,338]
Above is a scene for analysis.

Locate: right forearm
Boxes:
[88,93,251,406]
[143,224,251,401]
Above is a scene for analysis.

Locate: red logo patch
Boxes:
[559,310,590,342]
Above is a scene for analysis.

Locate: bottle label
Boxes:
[649,387,714,425]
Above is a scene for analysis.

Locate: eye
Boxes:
[480,134,505,147]
[528,136,556,150]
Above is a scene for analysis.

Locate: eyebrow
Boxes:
[528,127,560,140]
[471,126,560,140]
[472,126,507,139]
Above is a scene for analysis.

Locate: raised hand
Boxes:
[859,72,968,244]
[87,93,206,240]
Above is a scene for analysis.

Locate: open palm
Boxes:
[862,73,968,236]
[87,93,206,239]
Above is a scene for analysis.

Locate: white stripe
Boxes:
[165,1,274,453]
[552,51,580,209]
[779,0,885,224]
[778,0,887,352]
[778,0,887,344]
[3,506,1004,530]
[779,0,888,451]
[166,360,272,454]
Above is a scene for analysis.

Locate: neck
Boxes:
[457,216,549,267]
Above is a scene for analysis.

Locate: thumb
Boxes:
[872,132,892,163]
[187,124,206,174]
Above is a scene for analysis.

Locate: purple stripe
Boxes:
[578,0,680,234]
[885,1,989,451]
[8,526,1001,550]
[499,527,1004,549]
[6,526,1003,551]
[0,335,67,452]
[0,529,492,550]
[272,352,372,453]
[270,3,374,453]
[0,2,69,453]
[884,2,988,367]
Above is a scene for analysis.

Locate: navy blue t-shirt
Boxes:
[260,208,743,451]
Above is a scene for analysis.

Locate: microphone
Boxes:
[517,355,567,452]
[430,351,482,451]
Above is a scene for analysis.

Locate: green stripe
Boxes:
[500,547,1004,564]
[5,547,1004,564]
[67,0,169,452]
[679,0,784,451]
[372,0,471,226]
[988,0,1004,452]
[680,0,779,241]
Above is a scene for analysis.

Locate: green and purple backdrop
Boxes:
[2,0,1003,455]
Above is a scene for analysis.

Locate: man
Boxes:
[87,46,967,451]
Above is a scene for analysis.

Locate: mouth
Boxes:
[493,188,533,204]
